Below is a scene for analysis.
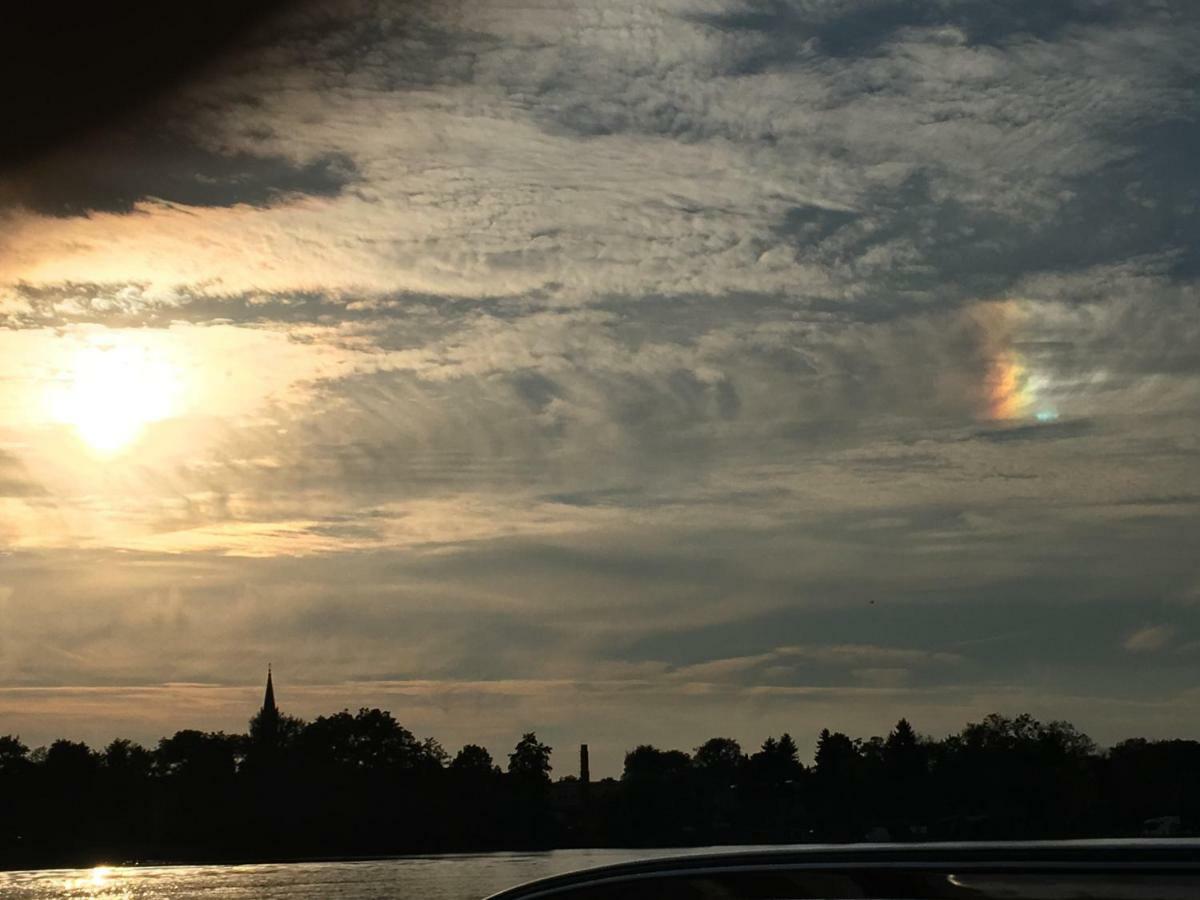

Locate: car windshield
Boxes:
[0,0,1197,896]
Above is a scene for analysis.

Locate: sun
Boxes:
[44,335,184,455]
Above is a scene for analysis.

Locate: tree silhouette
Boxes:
[297,708,439,771]
[813,729,866,839]
[694,737,745,776]
[508,732,553,783]
[0,735,29,771]
[505,733,554,846]
[44,739,98,778]
[3,710,1199,868]
[879,719,927,834]
[249,710,305,751]
[0,736,32,859]
[452,743,500,775]
[619,745,696,844]
[623,745,692,783]
[103,739,153,776]
[750,734,803,786]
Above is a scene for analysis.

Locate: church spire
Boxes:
[263,663,277,718]
[252,664,280,748]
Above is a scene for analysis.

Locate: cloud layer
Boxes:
[0,0,1197,772]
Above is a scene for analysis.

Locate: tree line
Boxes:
[1,710,1197,869]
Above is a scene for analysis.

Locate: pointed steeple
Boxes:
[263,663,278,718]
[252,664,280,748]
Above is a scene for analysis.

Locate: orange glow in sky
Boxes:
[43,335,185,455]
[984,351,1028,421]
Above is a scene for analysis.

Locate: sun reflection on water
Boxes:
[56,864,133,898]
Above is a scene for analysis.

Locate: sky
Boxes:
[1,0,1198,778]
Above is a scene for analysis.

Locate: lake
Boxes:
[0,848,725,899]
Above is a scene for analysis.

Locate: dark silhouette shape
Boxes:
[452,743,500,775]
[694,737,746,777]
[257,665,280,743]
[505,732,554,844]
[2,2,293,166]
[2,690,1198,871]
[509,733,553,784]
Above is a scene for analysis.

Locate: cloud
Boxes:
[2,134,358,217]
[1123,625,1177,653]
[692,0,1124,62]
[3,0,1195,318]
[0,0,1197,757]
[972,419,1093,444]
[0,450,44,497]
[665,643,962,690]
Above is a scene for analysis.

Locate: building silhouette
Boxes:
[250,664,280,749]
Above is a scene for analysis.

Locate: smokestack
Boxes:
[580,743,590,784]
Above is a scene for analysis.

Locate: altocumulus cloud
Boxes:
[0,0,1197,772]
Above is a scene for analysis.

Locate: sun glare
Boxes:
[45,337,184,455]
[59,865,116,893]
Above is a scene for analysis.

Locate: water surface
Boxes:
[0,848,720,899]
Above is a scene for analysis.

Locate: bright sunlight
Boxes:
[43,335,184,455]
